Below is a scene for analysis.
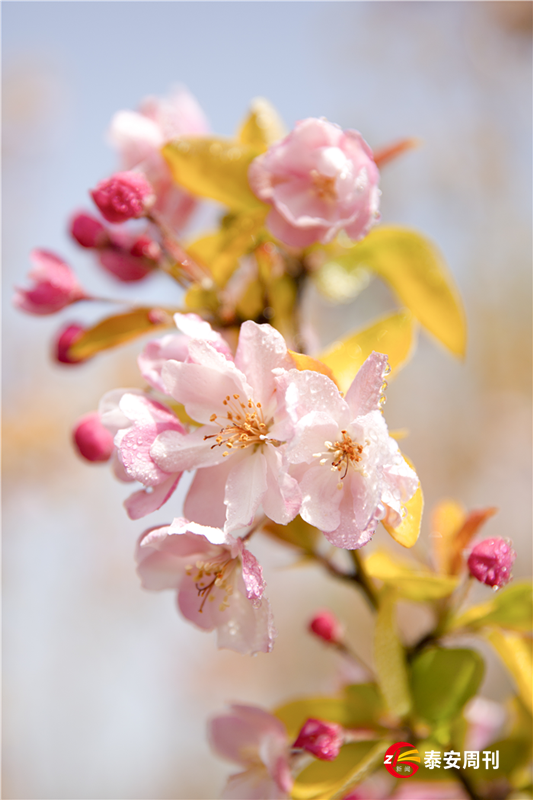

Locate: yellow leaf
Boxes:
[382,459,424,548]
[320,226,466,357]
[431,502,498,575]
[238,97,286,150]
[162,137,267,211]
[449,582,533,633]
[431,499,466,574]
[68,308,170,360]
[287,350,339,387]
[262,516,319,554]
[266,274,298,341]
[318,309,415,393]
[365,549,459,601]
[486,630,533,714]
[374,588,411,718]
[187,208,268,287]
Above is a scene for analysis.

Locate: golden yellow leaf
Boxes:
[237,97,286,150]
[68,308,170,360]
[187,208,268,287]
[162,137,267,211]
[486,630,533,714]
[382,457,423,548]
[365,549,459,601]
[318,226,466,357]
[318,309,415,394]
[287,350,339,387]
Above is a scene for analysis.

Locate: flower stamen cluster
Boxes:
[189,554,236,613]
[204,394,283,456]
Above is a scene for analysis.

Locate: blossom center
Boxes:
[314,429,366,489]
[311,170,337,202]
[187,554,237,613]
[204,394,282,457]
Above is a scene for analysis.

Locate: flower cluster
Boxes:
[91,314,418,653]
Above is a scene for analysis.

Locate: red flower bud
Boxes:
[90,171,154,223]
[54,323,86,365]
[70,212,109,249]
[73,412,114,463]
[309,610,343,644]
[293,718,344,761]
[467,538,516,588]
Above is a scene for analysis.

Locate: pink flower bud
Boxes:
[467,538,516,588]
[54,323,86,365]
[309,610,343,644]
[130,234,161,261]
[13,249,87,315]
[249,117,380,248]
[90,171,155,223]
[293,718,344,761]
[70,212,109,249]
[73,412,114,462]
[98,250,153,282]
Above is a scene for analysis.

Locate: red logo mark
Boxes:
[383,741,421,778]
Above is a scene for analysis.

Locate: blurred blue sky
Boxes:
[3,3,531,799]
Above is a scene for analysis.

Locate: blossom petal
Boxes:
[234,321,293,407]
[299,464,342,532]
[344,351,389,417]
[135,525,214,590]
[151,426,226,473]
[124,474,180,520]
[279,369,348,424]
[161,358,248,424]
[183,461,232,529]
[241,549,265,606]
[224,452,268,532]
[262,446,302,524]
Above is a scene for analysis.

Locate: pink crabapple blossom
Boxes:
[209,704,292,798]
[467,537,516,588]
[136,519,275,655]
[109,87,209,231]
[150,319,302,532]
[278,352,419,549]
[248,117,380,248]
[73,412,114,463]
[99,389,185,520]
[137,312,233,394]
[90,171,155,224]
[14,249,88,315]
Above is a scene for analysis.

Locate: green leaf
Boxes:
[319,226,466,357]
[318,309,416,394]
[485,630,533,714]
[365,549,459,601]
[183,284,219,315]
[374,588,411,718]
[449,581,533,633]
[262,516,320,554]
[382,464,424,549]
[291,741,390,800]
[238,97,286,150]
[410,647,485,724]
[68,308,170,360]
[187,207,268,287]
[162,137,267,211]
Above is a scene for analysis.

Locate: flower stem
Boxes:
[349,550,379,611]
